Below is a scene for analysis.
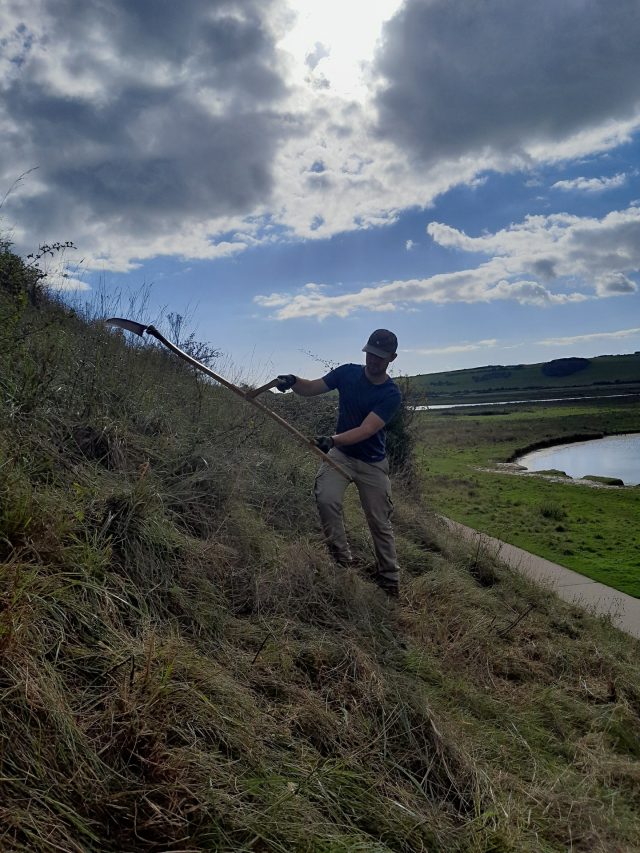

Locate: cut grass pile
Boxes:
[415,402,640,596]
[1,253,640,851]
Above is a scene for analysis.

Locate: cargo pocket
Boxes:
[385,491,394,522]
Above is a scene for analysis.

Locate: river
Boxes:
[517,433,640,485]
[413,393,639,411]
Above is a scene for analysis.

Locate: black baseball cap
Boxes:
[362,329,398,358]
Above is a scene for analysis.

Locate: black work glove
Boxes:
[276,374,297,392]
[314,435,334,454]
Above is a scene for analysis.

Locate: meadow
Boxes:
[415,400,640,596]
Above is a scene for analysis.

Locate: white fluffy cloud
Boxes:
[552,174,628,193]
[539,327,640,346]
[262,95,490,242]
[44,272,90,291]
[255,205,640,319]
[428,206,640,295]
[404,339,498,356]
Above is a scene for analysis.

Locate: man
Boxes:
[277,329,402,596]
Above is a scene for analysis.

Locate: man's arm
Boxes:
[291,377,330,397]
[332,411,384,447]
[275,374,329,396]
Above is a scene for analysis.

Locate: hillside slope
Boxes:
[409,352,640,403]
[1,248,640,852]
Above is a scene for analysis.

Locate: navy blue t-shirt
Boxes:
[322,364,402,463]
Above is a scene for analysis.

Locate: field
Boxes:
[415,399,640,596]
[408,352,640,404]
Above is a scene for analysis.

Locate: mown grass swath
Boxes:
[1,243,640,851]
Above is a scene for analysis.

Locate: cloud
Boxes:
[374,0,640,166]
[428,205,640,287]
[404,339,498,355]
[255,205,640,319]
[44,272,90,291]
[305,42,330,72]
[254,291,291,308]
[595,272,637,295]
[7,2,469,267]
[538,327,640,346]
[0,0,296,268]
[254,268,587,320]
[405,239,415,250]
[552,174,628,193]
[3,0,640,275]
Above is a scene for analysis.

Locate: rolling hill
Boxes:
[408,352,640,404]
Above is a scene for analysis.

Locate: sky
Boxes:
[2,0,640,381]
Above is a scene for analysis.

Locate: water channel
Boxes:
[413,392,638,411]
[517,434,640,485]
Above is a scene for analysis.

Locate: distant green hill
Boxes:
[408,352,640,403]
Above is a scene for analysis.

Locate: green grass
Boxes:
[415,401,640,596]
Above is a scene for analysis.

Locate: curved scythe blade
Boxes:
[105,317,149,336]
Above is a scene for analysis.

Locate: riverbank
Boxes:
[514,432,640,485]
[415,392,640,409]
[415,400,640,597]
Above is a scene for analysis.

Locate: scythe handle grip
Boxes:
[245,378,281,398]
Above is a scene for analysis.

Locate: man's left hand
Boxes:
[314,435,334,454]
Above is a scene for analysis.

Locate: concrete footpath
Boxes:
[442,517,640,641]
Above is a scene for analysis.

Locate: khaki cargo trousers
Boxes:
[314,448,400,588]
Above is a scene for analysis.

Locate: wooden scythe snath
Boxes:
[105,318,351,480]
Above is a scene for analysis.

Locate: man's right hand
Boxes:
[314,435,334,454]
[276,374,297,392]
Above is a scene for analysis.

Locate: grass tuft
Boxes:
[539,501,567,521]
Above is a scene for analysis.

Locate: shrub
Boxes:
[541,357,590,377]
[386,375,417,477]
[539,502,567,521]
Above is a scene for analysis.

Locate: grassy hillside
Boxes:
[409,353,640,403]
[1,245,640,852]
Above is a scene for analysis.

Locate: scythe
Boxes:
[105,318,350,480]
